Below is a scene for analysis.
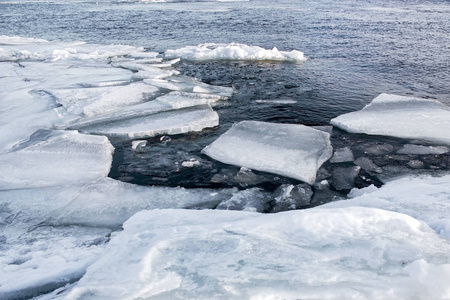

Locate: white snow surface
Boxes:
[202,121,333,184]
[66,207,450,300]
[165,43,306,62]
[325,174,450,240]
[331,93,450,146]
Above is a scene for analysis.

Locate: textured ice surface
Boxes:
[0,130,113,189]
[165,43,306,62]
[79,106,219,139]
[327,174,450,240]
[66,208,450,300]
[331,93,450,146]
[202,121,333,184]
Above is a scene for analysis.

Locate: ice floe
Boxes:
[202,121,333,184]
[331,93,450,146]
[165,43,306,62]
[65,207,450,300]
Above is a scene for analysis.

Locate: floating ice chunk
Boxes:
[271,183,313,212]
[330,147,354,163]
[131,140,147,150]
[155,91,226,109]
[331,166,361,191]
[325,174,450,240]
[79,106,219,139]
[202,121,332,184]
[181,159,200,168]
[354,157,382,173]
[66,208,450,299]
[331,94,450,146]
[397,144,450,155]
[0,130,113,189]
[165,43,306,62]
[216,188,271,212]
[255,98,298,104]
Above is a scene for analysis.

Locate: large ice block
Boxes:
[202,121,333,184]
[0,130,114,189]
[331,94,450,146]
[65,208,450,300]
[79,106,219,139]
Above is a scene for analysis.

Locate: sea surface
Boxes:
[1,0,449,192]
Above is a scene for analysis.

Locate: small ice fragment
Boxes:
[131,140,147,150]
[160,135,172,144]
[181,159,200,168]
[407,160,425,169]
[354,157,382,173]
[330,147,354,163]
[255,99,297,104]
[271,183,313,212]
[331,166,361,191]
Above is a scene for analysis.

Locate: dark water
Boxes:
[1,0,450,196]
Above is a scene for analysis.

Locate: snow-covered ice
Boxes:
[202,121,333,184]
[165,43,306,62]
[326,174,450,240]
[331,93,450,146]
[65,207,450,300]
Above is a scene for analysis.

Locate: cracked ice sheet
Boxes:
[65,208,450,300]
[78,105,219,139]
[331,93,450,146]
[323,174,450,240]
[202,121,333,184]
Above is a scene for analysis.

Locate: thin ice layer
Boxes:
[202,121,333,184]
[65,208,450,300]
[165,43,305,62]
[0,130,114,189]
[331,94,450,146]
[79,106,219,139]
